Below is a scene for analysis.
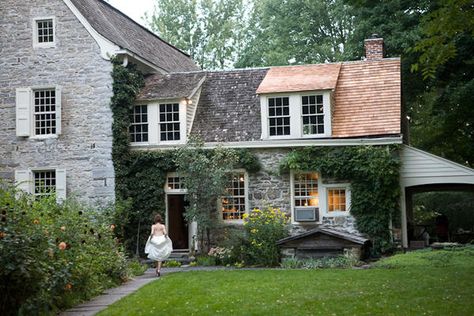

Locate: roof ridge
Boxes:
[95,0,192,59]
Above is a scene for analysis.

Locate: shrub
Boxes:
[196,255,217,266]
[163,260,182,268]
[127,260,148,276]
[281,256,360,269]
[208,247,233,265]
[0,183,130,315]
[242,207,289,266]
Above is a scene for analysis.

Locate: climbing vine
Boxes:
[280,145,401,254]
[110,61,260,255]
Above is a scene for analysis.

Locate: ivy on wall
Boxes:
[110,61,261,254]
[280,145,401,254]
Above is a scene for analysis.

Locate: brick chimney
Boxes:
[364,35,384,60]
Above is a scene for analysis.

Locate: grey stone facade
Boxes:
[0,0,115,203]
[247,148,360,236]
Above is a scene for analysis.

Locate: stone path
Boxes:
[59,266,232,316]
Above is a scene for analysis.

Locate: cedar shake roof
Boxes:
[137,73,206,101]
[69,0,199,72]
[332,59,401,137]
[256,63,341,94]
[139,59,401,142]
[191,69,269,142]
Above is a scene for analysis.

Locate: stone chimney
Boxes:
[364,35,384,60]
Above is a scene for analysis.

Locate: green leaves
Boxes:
[281,145,401,254]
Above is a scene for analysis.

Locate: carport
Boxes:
[399,145,474,248]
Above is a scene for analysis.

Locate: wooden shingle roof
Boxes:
[137,72,206,101]
[69,0,199,72]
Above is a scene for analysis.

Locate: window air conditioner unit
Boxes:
[294,207,319,222]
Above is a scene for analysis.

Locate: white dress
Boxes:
[145,235,173,261]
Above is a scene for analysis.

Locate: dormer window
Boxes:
[33,17,55,48]
[159,103,181,141]
[260,92,331,139]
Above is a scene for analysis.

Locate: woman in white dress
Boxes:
[145,214,173,277]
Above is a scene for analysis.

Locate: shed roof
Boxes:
[277,228,369,245]
[137,72,206,101]
[69,0,199,72]
[256,63,341,94]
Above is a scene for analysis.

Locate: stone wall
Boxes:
[247,148,360,236]
[0,0,115,204]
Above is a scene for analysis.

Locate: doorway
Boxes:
[167,194,189,250]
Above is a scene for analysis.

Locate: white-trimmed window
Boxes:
[15,168,66,202]
[292,172,320,222]
[302,95,324,135]
[16,87,61,137]
[159,103,181,141]
[326,184,351,214]
[33,89,57,135]
[293,172,319,207]
[130,105,148,143]
[268,97,290,136]
[260,91,331,139]
[33,17,55,48]
[164,172,186,193]
[221,172,248,221]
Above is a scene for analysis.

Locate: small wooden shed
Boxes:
[277,228,371,260]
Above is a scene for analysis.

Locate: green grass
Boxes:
[98,247,474,315]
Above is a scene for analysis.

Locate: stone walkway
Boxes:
[59,266,232,316]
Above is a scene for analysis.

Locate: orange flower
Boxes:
[65,283,72,290]
[33,219,40,224]
[58,242,67,250]
[60,226,66,231]
[110,224,116,231]
[0,231,5,239]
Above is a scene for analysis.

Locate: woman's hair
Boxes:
[154,214,163,224]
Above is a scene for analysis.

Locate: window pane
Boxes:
[129,105,148,143]
[301,95,324,135]
[159,103,180,141]
[293,173,318,209]
[222,173,246,220]
[33,88,57,135]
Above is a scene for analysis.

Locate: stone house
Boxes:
[2,0,473,255]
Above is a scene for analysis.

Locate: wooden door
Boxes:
[167,194,188,249]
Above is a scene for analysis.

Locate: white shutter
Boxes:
[15,169,31,193]
[16,88,31,137]
[55,87,62,135]
[55,168,66,202]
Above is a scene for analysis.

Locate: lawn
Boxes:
[98,247,474,315]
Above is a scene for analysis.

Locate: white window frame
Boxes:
[260,91,332,140]
[164,172,187,194]
[322,183,351,217]
[131,99,187,146]
[219,169,249,224]
[33,17,56,48]
[16,86,62,138]
[15,168,66,202]
[290,170,322,224]
[129,104,149,145]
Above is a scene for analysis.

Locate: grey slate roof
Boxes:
[277,228,370,245]
[191,68,268,142]
[69,0,199,72]
[137,72,206,101]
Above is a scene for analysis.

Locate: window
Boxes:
[159,103,180,141]
[293,173,319,207]
[33,18,55,47]
[167,176,184,190]
[33,89,56,135]
[302,95,324,135]
[260,92,331,139]
[327,187,348,212]
[34,170,56,198]
[16,87,61,137]
[268,97,290,136]
[129,105,148,142]
[15,169,66,202]
[221,172,246,220]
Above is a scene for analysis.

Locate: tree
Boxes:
[174,137,238,253]
[146,0,249,69]
[236,0,356,68]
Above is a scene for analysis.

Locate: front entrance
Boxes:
[167,194,189,249]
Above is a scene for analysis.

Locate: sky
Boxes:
[107,0,155,27]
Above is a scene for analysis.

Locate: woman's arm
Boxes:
[162,224,167,237]
[150,225,154,236]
